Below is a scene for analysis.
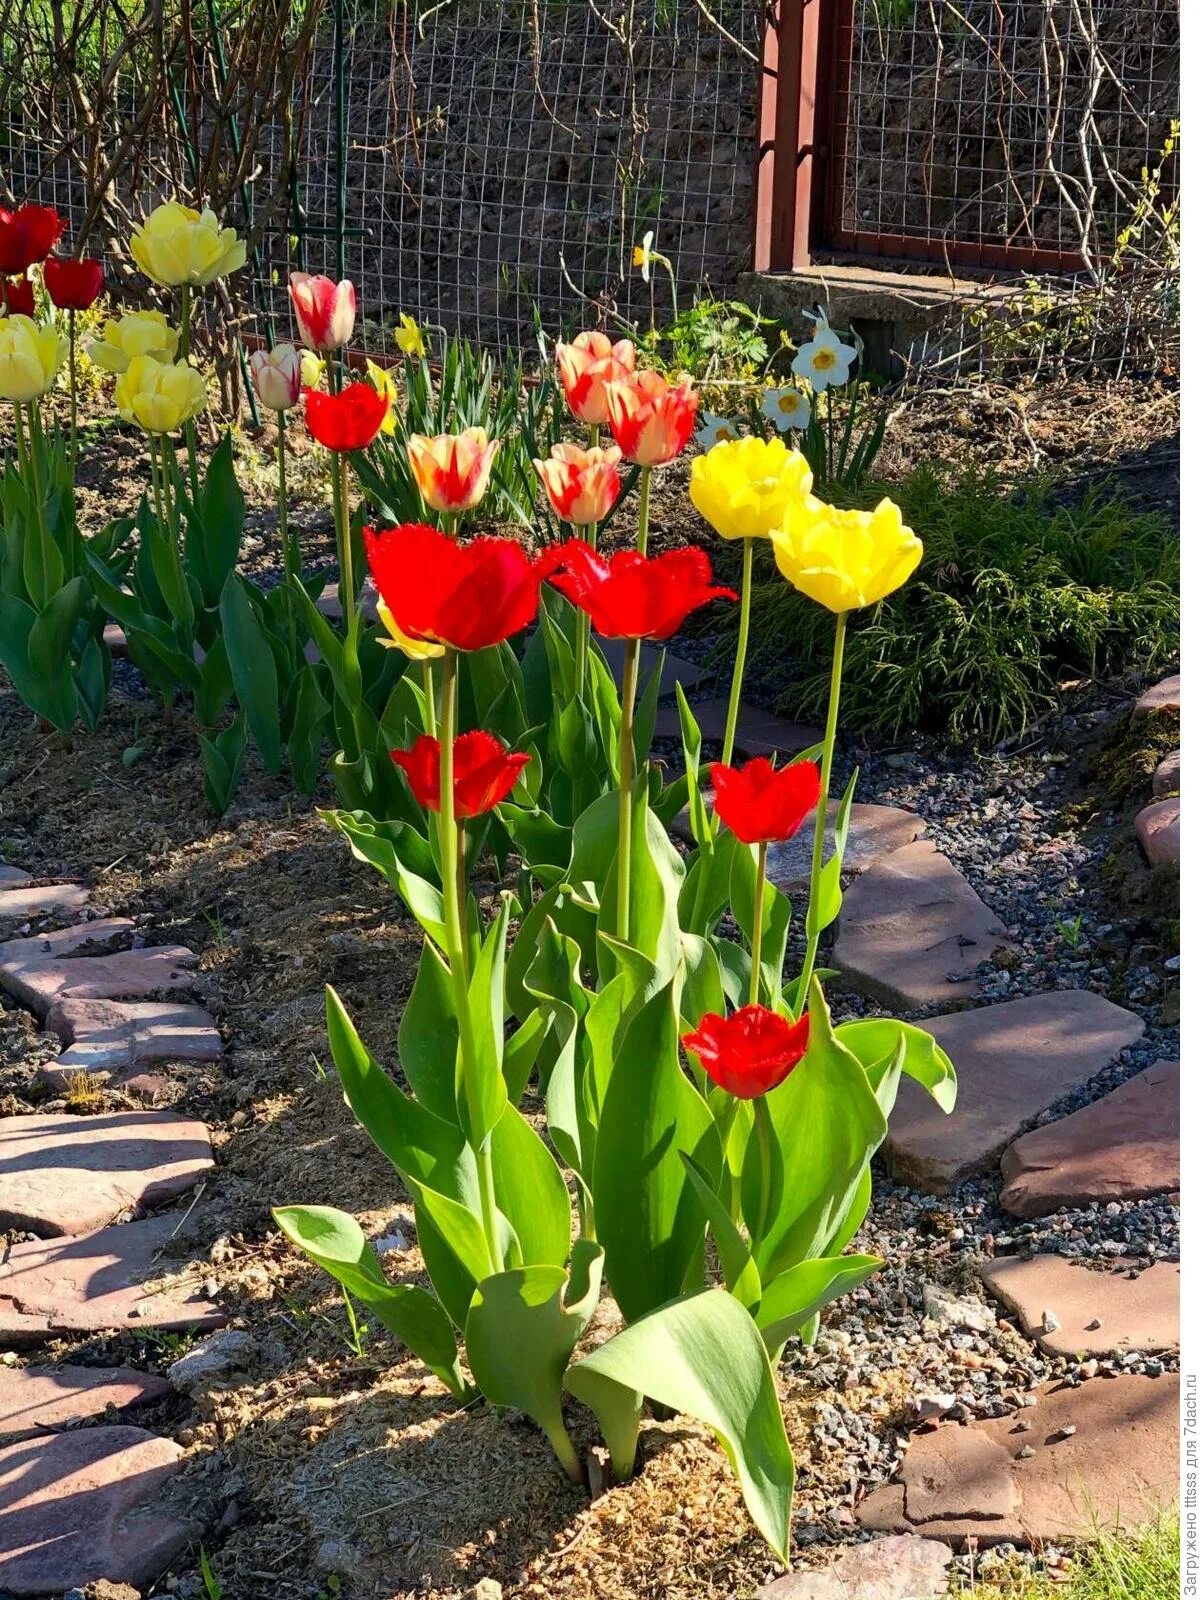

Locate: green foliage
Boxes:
[956,1515,1178,1600]
[735,466,1178,744]
[641,297,777,382]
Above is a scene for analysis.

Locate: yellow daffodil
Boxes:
[114,354,207,433]
[770,494,922,613]
[376,598,445,660]
[87,310,179,374]
[299,349,326,390]
[365,358,398,437]
[689,434,813,542]
[129,201,246,288]
[394,314,425,359]
[0,313,67,401]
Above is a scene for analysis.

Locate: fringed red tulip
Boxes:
[682,1005,811,1099]
[711,757,822,845]
[392,730,529,818]
[549,539,736,641]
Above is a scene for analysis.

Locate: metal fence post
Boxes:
[754,0,832,272]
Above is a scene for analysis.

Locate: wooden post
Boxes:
[753,0,833,272]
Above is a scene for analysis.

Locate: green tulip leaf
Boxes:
[835,1017,958,1115]
[755,1253,882,1361]
[219,573,282,775]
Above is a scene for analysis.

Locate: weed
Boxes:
[199,1547,222,1600]
[954,1513,1178,1600]
[1056,914,1084,950]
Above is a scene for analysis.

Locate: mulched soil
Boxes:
[0,372,1179,1600]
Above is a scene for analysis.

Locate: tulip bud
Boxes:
[0,312,68,401]
[289,272,356,352]
[114,354,207,433]
[250,343,302,412]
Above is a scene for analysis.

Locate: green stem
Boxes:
[68,310,78,477]
[545,1415,585,1485]
[796,610,849,1011]
[721,537,754,766]
[276,413,299,660]
[438,649,503,1275]
[751,1096,773,1246]
[749,841,766,1006]
[179,284,200,501]
[12,401,28,473]
[422,659,436,735]
[636,463,651,555]
[332,448,364,755]
[616,637,638,943]
[573,422,603,700]
[23,402,49,550]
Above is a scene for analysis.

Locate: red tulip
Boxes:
[556,331,637,427]
[391,730,529,818]
[365,522,555,652]
[43,255,105,311]
[681,1005,810,1099]
[304,382,389,452]
[605,370,699,466]
[0,275,34,317]
[548,538,736,642]
[710,757,822,845]
[0,204,64,275]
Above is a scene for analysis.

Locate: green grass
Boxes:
[955,1515,1179,1600]
[725,465,1178,745]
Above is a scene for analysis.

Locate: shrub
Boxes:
[728,465,1178,744]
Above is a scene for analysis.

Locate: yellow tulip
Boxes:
[689,434,813,542]
[114,355,207,433]
[366,358,398,437]
[299,349,326,390]
[394,314,425,359]
[770,494,923,613]
[87,310,179,374]
[376,598,445,660]
[0,313,67,401]
[129,201,246,288]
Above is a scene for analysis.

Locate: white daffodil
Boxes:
[696,412,741,448]
[633,230,656,282]
[792,325,857,392]
[761,386,811,433]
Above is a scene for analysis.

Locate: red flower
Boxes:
[711,757,822,845]
[0,275,34,317]
[391,730,529,818]
[681,1005,811,1099]
[365,522,555,652]
[548,539,736,641]
[0,205,64,275]
[43,255,104,311]
[304,382,389,452]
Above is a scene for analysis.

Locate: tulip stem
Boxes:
[751,1096,773,1246]
[12,402,28,474]
[721,537,754,767]
[616,637,638,943]
[749,841,766,1006]
[422,660,436,736]
[636,464,651,555]
[332,448,364,755]
[23,403,49,552]
[67,310,78,477]
[178,285,201,502]
[276,413,299,660]
[795,609,848,1012]
[573,422,602,701]
[438,648,503,1276]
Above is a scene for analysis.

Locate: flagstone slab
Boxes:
[0,881,91,924]
[599,637,702,698]
[0,944,198,1019]
[885,990,1145,1192]
[0,867,30,887]
[1152,749,1180,796]
[768,803,927,893]
[754,1534,953,1600]
[982,1257,1179,1357]
[0,918,136,964]
[999,1059,1179,1217]
[1132,674,1180,718]
[832,841,1013,1009]
[1135,798,1180,866]
[42,997,222,1081]
[858,1374,1177,1546]
[0,1365,169,1443]
[317,576,380,625]
[0,1112,214,1237]
[0,1212,227,1346]
[0,1425,196,1595]
[654,695,822,759]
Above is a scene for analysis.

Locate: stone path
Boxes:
[981,1257,1179,1357]
[1132,674,1180,718]
[0,860,226,1592]
[1134,797,1180,866]
[655,695,821,759]
[754,1533,952,1600]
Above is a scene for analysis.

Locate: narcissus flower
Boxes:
[365,522,554,652]
[710,757,821,845]
[300,349,326,389]
[130,201,245,287]
[0,276,34,317]
[376,600,445,661]
[792,324,856,392]
[689,434,813,543]
[549,540,736,641]
[555,330,636,427]
[87,310,179,373]
[365,358,398,436]
[696,413,739,449]
[43,255,104,311]
[0,204,64,274]
[394,313,425,358]
[304,382,389,452]
[391,730,529,818]
[770,494,922,613]
[249,343,302,412]
[289,271,355,351]
[605,369,699,467]
[114,354,206,432]
[0,313,68,401]
[761,385,811,433]
[533,442,622,526]
[407,427,499,515]
[682,1005,811,1099]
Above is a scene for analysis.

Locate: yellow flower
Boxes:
[129,201,246,288]
[770,494,922,613]
[299,349,326,390]
[0,314,67,401]
[689,434,813,542]
[87,310,179,374]
[394,314,425,359]
[114,355,207,433]
[365,358,398,437]
[376,599,445,660]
